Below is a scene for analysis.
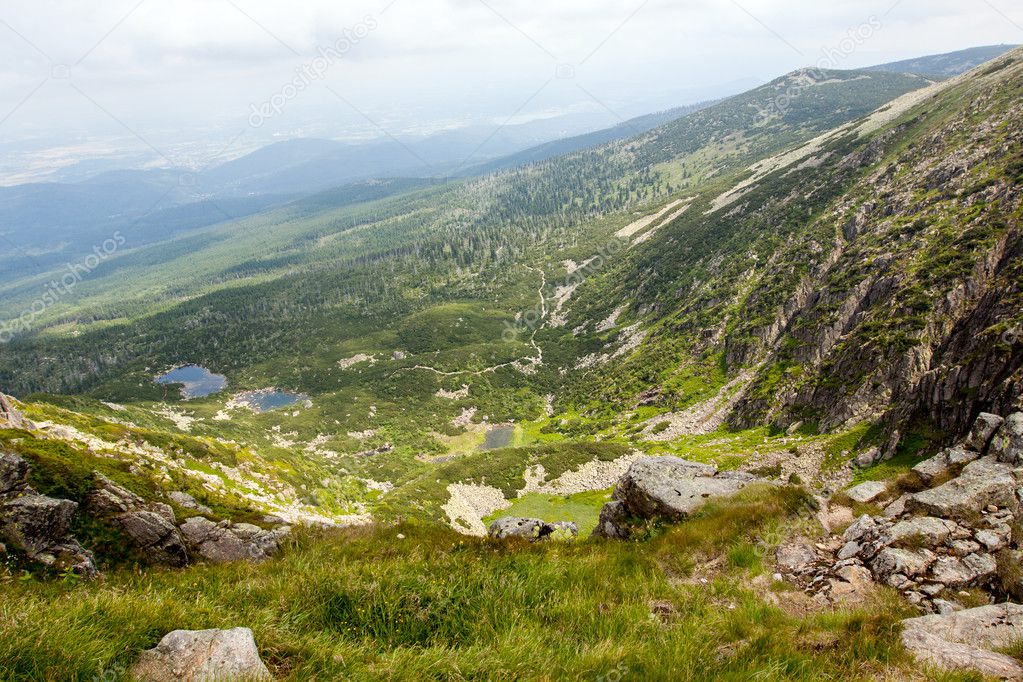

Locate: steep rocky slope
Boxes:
[561,48,1023,455]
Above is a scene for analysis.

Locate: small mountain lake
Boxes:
[156,365,227,399]
[234,389,306,413]
[481,425,514,450]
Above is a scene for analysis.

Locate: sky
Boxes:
[0,0,1020,179]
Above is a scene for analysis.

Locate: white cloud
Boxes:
[0,0,1018,169]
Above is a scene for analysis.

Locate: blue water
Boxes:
[156,365,227,399]
[482,425,514,451]
[243,389,305,412]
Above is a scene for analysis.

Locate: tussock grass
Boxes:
[0,486,922,681]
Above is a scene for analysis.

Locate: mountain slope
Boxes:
[557,48,1023,455]
[864,44,1018,78]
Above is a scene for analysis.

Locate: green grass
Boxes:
[0,485,937,681]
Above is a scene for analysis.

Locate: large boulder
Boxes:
[85,474,188,567]
[592,457,760,539]
[611,457,750,519]
[0,453,96,577]
[901,604,1023,679]
[906,457,1018,520]
[179,517,290,564]
[990,413,1023,466]
[130,628,271,681]
[965,413,1005,453]
[911,445,979,486]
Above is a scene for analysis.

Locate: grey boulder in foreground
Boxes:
[901,604,1023,679]
[593,456,759,538]
[130,627,271,681]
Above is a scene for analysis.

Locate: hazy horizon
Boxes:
[1,0,1020,183]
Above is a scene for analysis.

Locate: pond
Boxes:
[481,425,514,451]
[233,389,306,413]
[156,365,227,399]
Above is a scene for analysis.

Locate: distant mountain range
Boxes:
[864,44,1017,78]
[0,45,1015,286]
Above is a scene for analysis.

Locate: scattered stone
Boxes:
[541,521,579,541]
[901,604,1023,679]
[931,599,964,615]
[845,480,887,504]
[592,501,630,540]
[975,529,1007,552]
[488,517,544,540]
[965,413,1005,453]
[883,493,910,519]
[775,541,818,573]
[168,491,213,515]
[855,447,881,468]
[990,413,1023,466]
[929,554,997,588]
[888,517,962,548]
[873,547,936,582]
[179,517,290,564]
[829,564,874,602]
[130,628,271,681]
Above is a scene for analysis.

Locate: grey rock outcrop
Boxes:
[487,517,578,541]
[911,445,979,485]
[179,517,290,563]
[991,412,1023,466]
[167,491,213,515]
[906,456,1017,520]
[965,413,1005,452]
[85,473,188,567]
[901,604,1023,679]
[130,627,271,681]
[845,481,886,504]
[593,456,759,538]
[0,452,96,577]
[0,394,26,429]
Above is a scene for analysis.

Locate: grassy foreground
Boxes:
[0,486,976,681]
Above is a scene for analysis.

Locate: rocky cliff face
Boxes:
[722,50,1023,447]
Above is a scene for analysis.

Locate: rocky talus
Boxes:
[776,413,1023,613]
